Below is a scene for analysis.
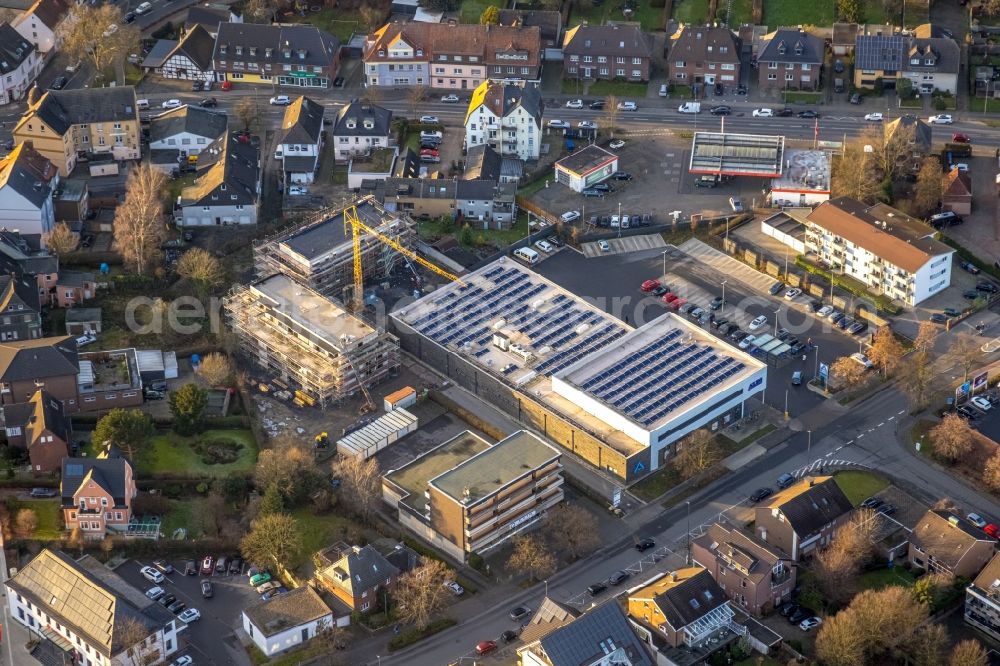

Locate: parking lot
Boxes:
[534,242,864,417]
[117,558,261,665]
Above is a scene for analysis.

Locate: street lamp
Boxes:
[721,280,727,316]
[773,306,781,337]
[807,430,812,453]
[685,500,691,565]
[618,201,623,238]
[814,344,821,380]
[662,249,669,280]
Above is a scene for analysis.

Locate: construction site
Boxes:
[252,196,418,300]
[224,273,401,408]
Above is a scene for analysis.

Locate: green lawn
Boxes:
[672,0,710,24]
[160,499,209,539]
[859,567,918,590]
[286,7,364,43]
[902,0,928,27]
[561,79,649,97]
[167,174,196,202]
[833,470,888,506]
[570,0,664,31]
[763,0,834,26]
[727,0,753,26]
[783,91,823,104]
[862,3,890,23]
[290,507,355,568]
[460,0,496,23]
[138,429,258,477]
[21,499,61,540]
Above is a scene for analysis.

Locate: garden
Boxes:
[138,429,258,477]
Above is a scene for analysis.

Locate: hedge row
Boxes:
[795,257,903,315]
[387,618,457,652]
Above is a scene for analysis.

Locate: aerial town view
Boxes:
[4,0,1000,664]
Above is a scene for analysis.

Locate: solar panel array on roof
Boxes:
[855,34,905,71]
[406,264,627,379]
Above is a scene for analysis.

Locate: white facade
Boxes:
[333,131,389,162]
[242,610,333,657]
[149,130,214,156]
[0,174,57,237]
[0,47,41,106]
[277,142,321,184]
[6,585,183,666]
[180,202,257,227]
[466,102,539,161]
[159,52,213,82]
[13,11,62,55]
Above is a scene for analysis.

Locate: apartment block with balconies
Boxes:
[382,430,564,562]
[464,80,543,161]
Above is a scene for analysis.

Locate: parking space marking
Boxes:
[878,422,885,427]
[857,433,865,439]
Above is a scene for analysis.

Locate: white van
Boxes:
[678,102,701,114]
[514,247,539,265]
[136,99,150,110]
[534,239,554,253]
[659,84,668,97]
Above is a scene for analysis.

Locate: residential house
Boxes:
[2,389,70,473]
[497,9,562,49]
[908,509,997,578]
[178,132,260,226]
[6,549,183,665]
[455,179,516,229]
[331,101,391,163]
[212,22,341,88]
[562,24,653,82]
[152,24,216,83]
[854,31,960,93]
[346,146,398,190]
[519,600,654,666]
[61,451,136,537]
[12,0,69,55]
[149,103,228,169]
[0,336,78,410]
[691,523,795,616]
[763,197,954,306]
[465,80,543,161]
[242,586,334,657]
[77,347,145,411]
[517,597,579,649]
[754,475,853,560]
[831,22,859,56]
[942,167,972,215]
[0,22,41,105]
[53,178,88,223]
[0,141,58,241]
[756,28,823,91]
[315,543,401,612]
[0,230,58,292]
[0,274,42,341]
[376,177,455,219]
[885,115,932,172]
[65,306,101,336]
[275,95,323,183]
[49,270,95,308]
[382,430,564,562]
[965,551,1000,642]
[184,4,241,36]
[667,25,740,88]
[363,22,542,89]
[627,567,734,649]
[13,86,141,176]
[463,144,523,184]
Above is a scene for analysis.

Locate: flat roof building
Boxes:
[382,430,563,561]
[554,145,618,192]
[224,274,399,407]
[253,195,416,298]
[392,257,767,483]
[689,132,785,178]
[770,149,831,206]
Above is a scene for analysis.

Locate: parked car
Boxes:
[952,132,971,143]
[799,616,823,632]
[784,288,801,299]
[641,279,660,292]
[215,557,228,574]
[476,641,498,656]
[769,281,785,296]
[972,396,993,411]
[257,581,282,594]
[444,580,464,596]
[728,197,743,213]
[798,110,820,119]
[779,601,800,617]
[609,140,626,150]
[249,572,272,587]
[145,586,165,601]
[419,115,440,123]
[788,607,810,624]
[29,487,57,498]
[509,606,532,621]
[986,524,1000,538]
[851,352,873,369]
[178,608,201,623]
[587,582,607,596]
[441,94,460,103]
[776,473,795,489]
[288,185,308,196]
[930,313,948,324]
[500,629,519,643]
[158,594,177,607]
[709,105,732,115]
[775,108,795,117]
[167,600,186,614]
[269,95,292,105]
[153,560,174,574]
[748,315,767,331]
[201,580,213,598]
[944,308,962,317]
[598,240,611,252]
[750,487,773,502]
[199,97,217,108]
[617,101,637,111]
[752,108,773,117]
[578,121,597,130]
[229,558,243,574]
[141,566,165,584]
[565,99,584,108]
[590,100,605,110]
[864,112,884,121]
[161,99,182,109]
[978,281,998,293]
[608,570,630,585]
[547,119,570,129]
[200,556,214,575]
[860,496,884,509]
[634,538,655,552]
[877,503,897,516]
[184,560,197,575]
[170,656,193,666]
[49,76,67,90]
[929,114,953,124]
[968,513,988,529]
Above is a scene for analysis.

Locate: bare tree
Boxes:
[831,356,867,391]
[14,509,37,538]
[672,429,723,478]
[900,348,935,411]
[241,0,272,22]
[331,455,381,522]
[394,560,452,629]
[816,586,929,666]
[983,448,1000,492]
[867,327,904,377]
[831,142,881,203]
[43,222,79,255]
[59,5,139,79]
[506,534,556,582]
[949,639,989,666]
[862,122,914,182]
[914,321,939,353]
[198,352,233,386]
[547,504,600,560]
[117,616,157,666]
[407,86,429,118]
[813,514,876,604]
[240,512,302,570]
[948,334,980,382]
[176,248,225,293]
[254,440,313,500]
[113,164,166,275]
[233,97,259,132]
[929,413,974,462]
[67,527,84,554]
[603,95,621,138]
[913,157,944,218]
[908,622,948,666]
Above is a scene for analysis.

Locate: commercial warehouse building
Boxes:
[382,430,563,561]
[225,274,399,408]
[391,257,767,483]
[252,195,416,298]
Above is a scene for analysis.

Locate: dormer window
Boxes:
[363,119,374,129]
[297,49,306,59]
[910,58,920,65]
[235,46,242,55]
[283,48,291,58]
[220,45,227,55]
[924,59,934,65]
[346,119,356,129]
[778,43,786,55]
[265,47,272,57]
[378,49,385,56]
[249,47,256,56]
[416,49,423,56]
[794,46,803,56]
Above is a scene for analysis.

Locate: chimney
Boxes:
[670,570,678,581]
[808,477,815,487]
[26,83,39,106]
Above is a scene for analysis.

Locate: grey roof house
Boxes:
[464,144,502,181]
[0,21,41,105]
[178,133,260,227]
[212,22,342,89]
[316,543,402,611]
[855,31,960,93]
[276,96,324,183]
[455,179,517,229]
[332,102,392,163]
[242,586,335,657]
[562,24,653,82]
[756,28,824,90]
[497,9,562,48]
[518,600,654,666]
[148,104,228,157]
[5,550,183,664]
[150,24,216,81]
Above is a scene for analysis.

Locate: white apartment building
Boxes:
[0,22,42,105]
[6,549,184,666]
[464,80,543,161]
[765,196,953,306]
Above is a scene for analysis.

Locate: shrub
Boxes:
[387,618,457,651]
[191,437,242,465]
[468,552,486,572]
[795,256,902,314]
[195,482,208,494]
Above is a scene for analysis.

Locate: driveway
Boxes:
[117,558,256,666]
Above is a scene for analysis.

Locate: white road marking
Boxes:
[887,416,895,421]
[878,422,885,427]
[846,439,854,445]
[825,452,833,457]
[857,433,865,439]
[835,445,844,452]
[898,410,905,415]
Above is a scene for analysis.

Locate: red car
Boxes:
[200,556,214,576]
[420,148,440,156]
[640,279,660,292]
[668,297,687,310]
[986,523,1000,538]
[661,292,677,303]
[475,641,497,656]
[952,133,971,143]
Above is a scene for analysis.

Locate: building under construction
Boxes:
[224,273,400,408]
[253,195,417,298]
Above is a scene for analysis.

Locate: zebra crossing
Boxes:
[793,458,868,478]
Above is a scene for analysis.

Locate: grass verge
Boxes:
[561,79,649,98]
[859,566,918,590]
[763,0,834,26]
[20,499,61,540]
[138,429,258,477]
[833,470,888,506]
[672,0,710,23]
[783,91,823,105]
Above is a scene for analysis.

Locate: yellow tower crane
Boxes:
[342,204,465,310]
